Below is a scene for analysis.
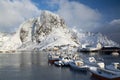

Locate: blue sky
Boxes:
[0,0,120,34]
[31,0,120,22]
[32,0,120,35]
[78,0,120,21]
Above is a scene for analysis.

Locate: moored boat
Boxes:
[54,60,64,67]
[69,60,89,71]
[90,63,120,80]
[61,56,72,66]
[83,57,98,67]
[48,54,60,64]
[83,56,104,67]
[112,52,119,56]
[54,56,73,67]
[106,62,120,73]
[101,46,120,54]
[80,47,101,52]
[79,43,102,52]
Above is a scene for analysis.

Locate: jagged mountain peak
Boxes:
[40,10,66,28]
[39,10,66,28]
[18,10,67,43]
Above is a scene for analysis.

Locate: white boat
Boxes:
[90,63,120,80]
[69,60,89,71]
[54,56,73,67]
[83,57,98,67]
[54,61,64,67]
[80,43,102,52]
[112,52,119,56]
[106,62,120,73]
[83,56,104,67]
[61,57,73,66]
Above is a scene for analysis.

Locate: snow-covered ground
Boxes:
[0,10,119,51]
[0,32,11,47]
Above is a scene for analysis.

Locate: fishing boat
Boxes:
[83,57,98,67]
[90,63,120,80]
[112,51,119,56]
[54,60,64,67]
[54,56,72,67]
[101,46,120,54]
[106,62,120,72]
[48,54,60,64]
[83,56,104,67]
[80,47,100,52]
[79,43,102,52]
[69,60,89,71]
[62,56,72,66]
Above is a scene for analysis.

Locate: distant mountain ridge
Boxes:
[72,31,119,47]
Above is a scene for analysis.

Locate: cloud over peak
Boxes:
[55,0,101,31]
[0,0,101,32]
[110,19,120,26]
[0,0,41,32]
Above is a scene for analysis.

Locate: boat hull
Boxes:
[48,59,59,64]
[79,47,101,52]
[69,62,88,71]
[54,61,64,67]
[91,72,120,80]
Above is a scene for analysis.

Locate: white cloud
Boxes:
[108,19,120,33]
[100,19,120,44]
[52,0,101,31]
[97,19,120,34]
[0,0,102,32]
[110,19,120,25]
[0,0,41,32]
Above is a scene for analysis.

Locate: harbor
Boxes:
[48,49,120,80]
[0,51,119,80]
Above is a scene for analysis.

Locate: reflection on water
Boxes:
[0,51,119,80]
[0,52,48,68]
[0,53,21,67]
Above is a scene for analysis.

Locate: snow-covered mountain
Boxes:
[0,11,79,51]
[0,11,119,51]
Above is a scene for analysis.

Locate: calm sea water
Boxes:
[0,51,119,80]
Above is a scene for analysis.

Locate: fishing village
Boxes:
[47,43,120,80]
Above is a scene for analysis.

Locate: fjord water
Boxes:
[0,52,119,80]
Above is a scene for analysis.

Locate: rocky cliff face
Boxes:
[19,11,67,43]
